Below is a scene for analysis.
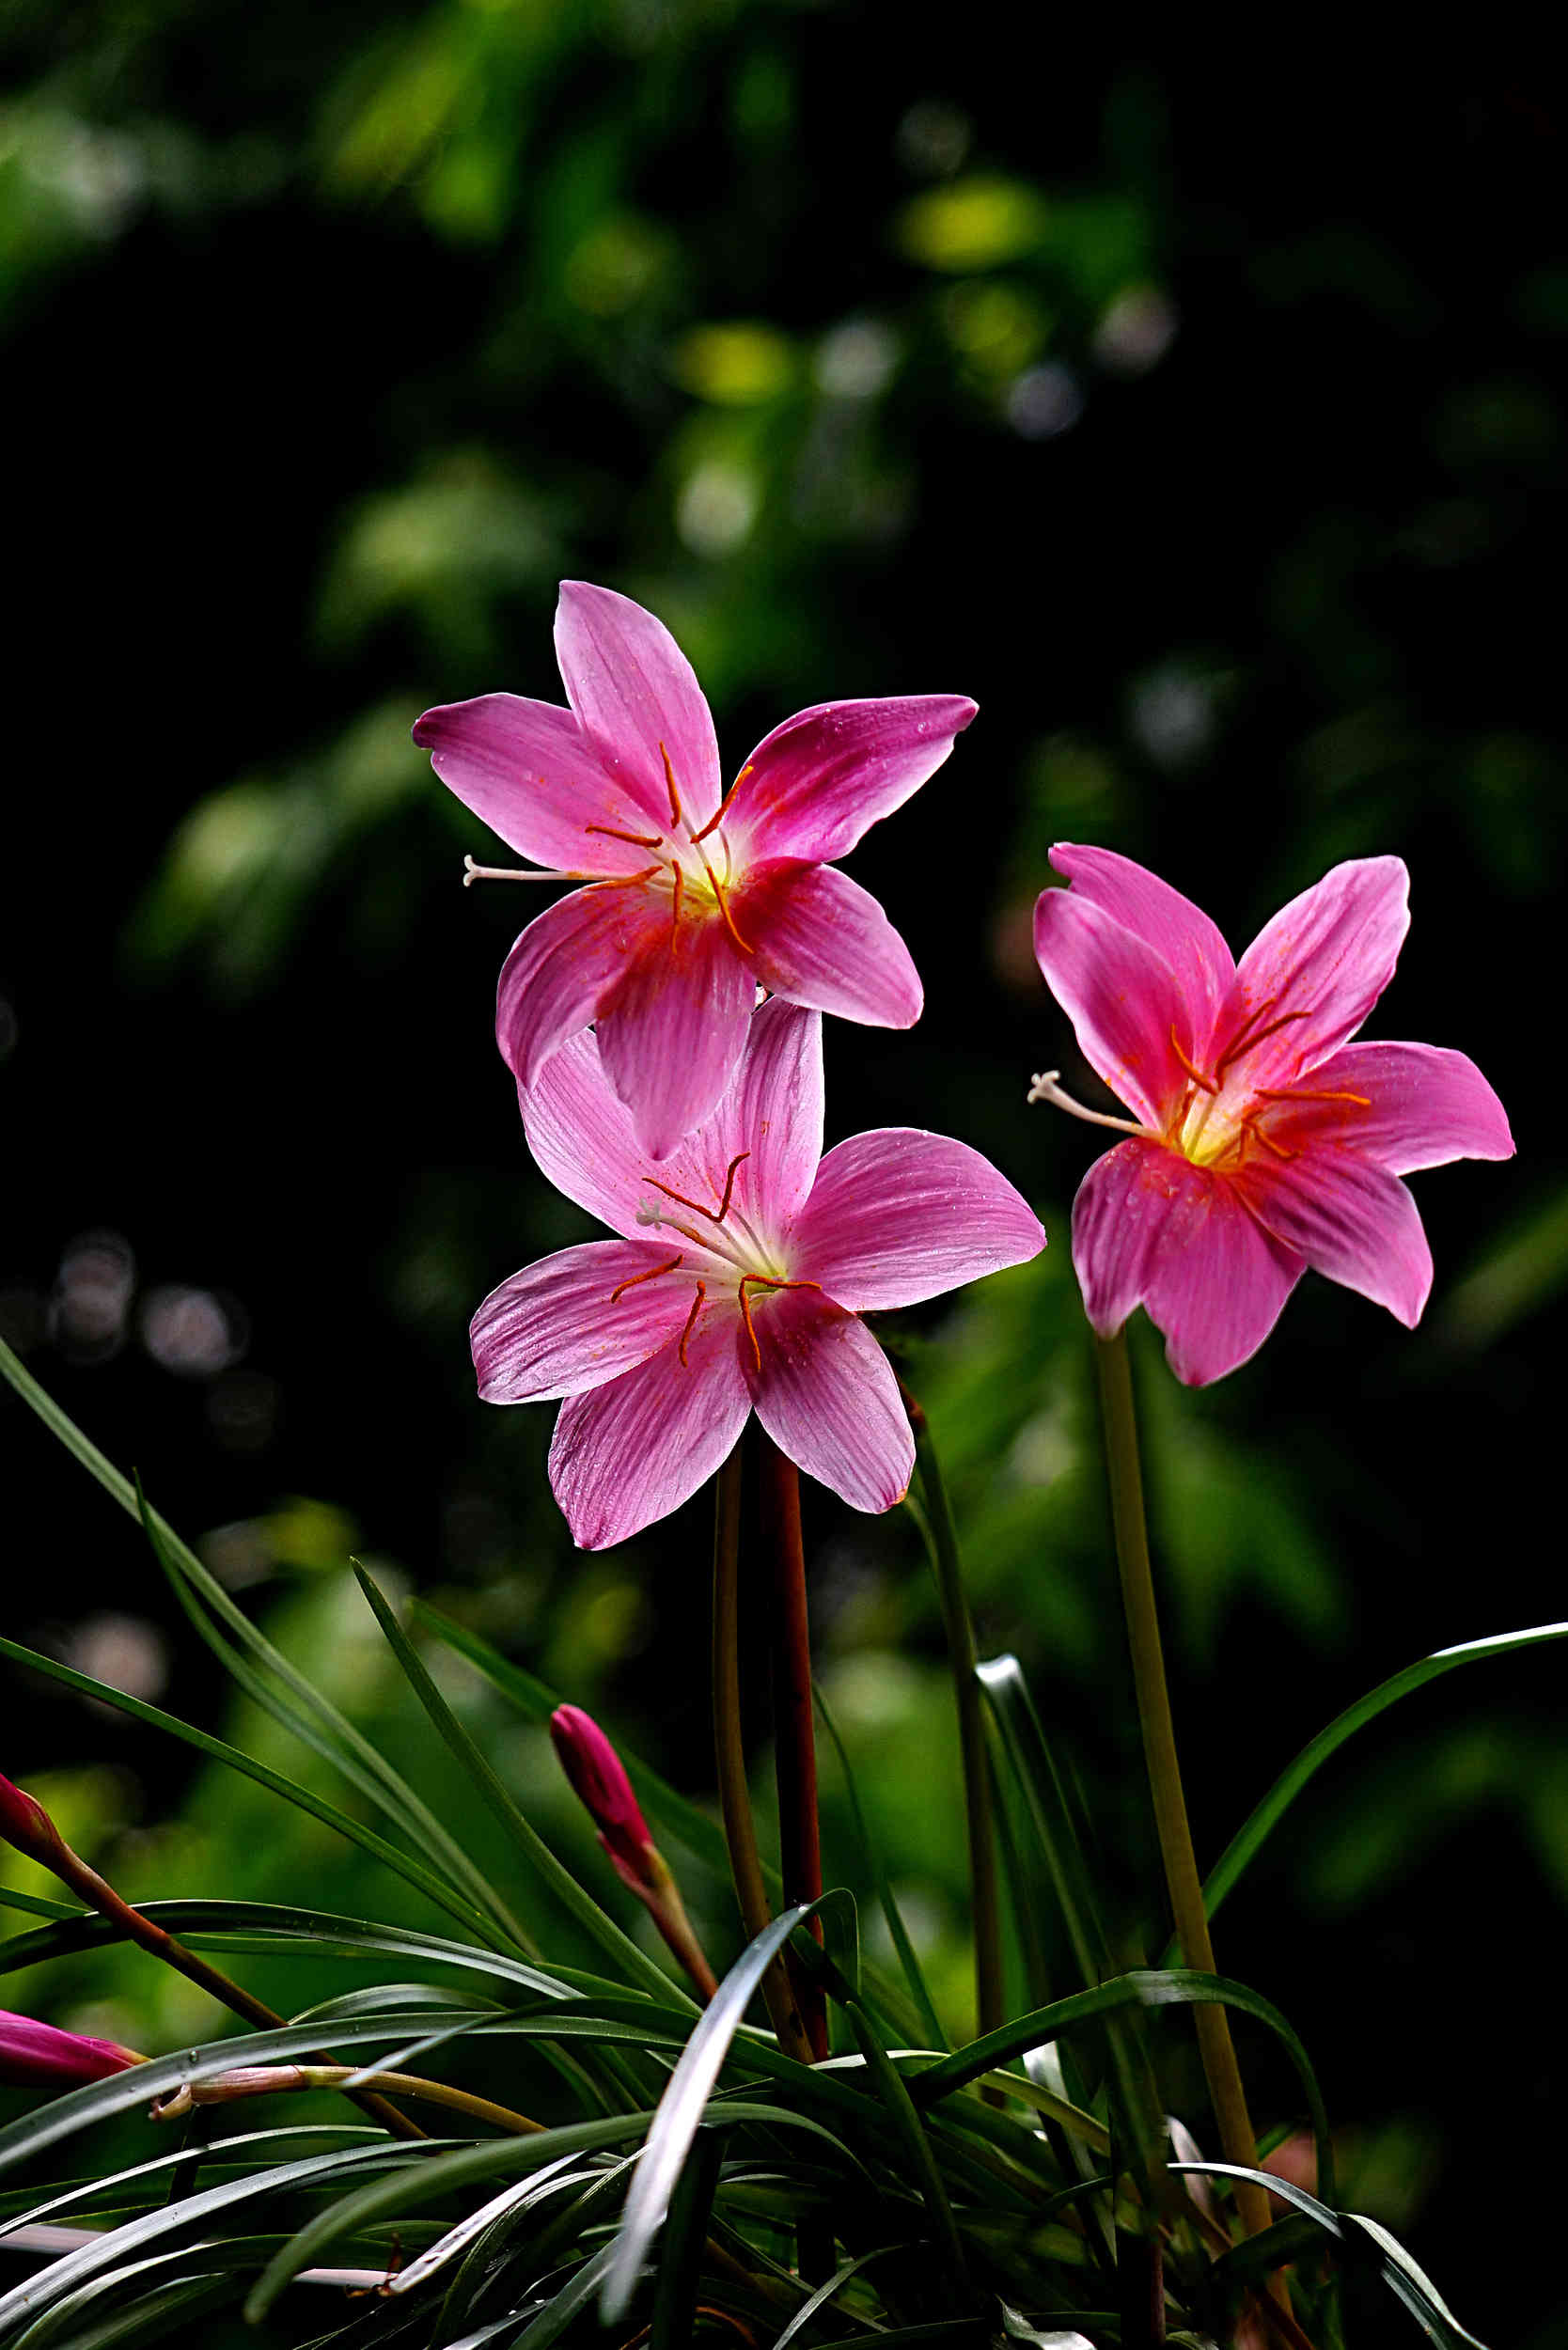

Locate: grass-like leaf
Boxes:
[353,1565,682,2004]
[600,1904,809,2323]
[1199,1619,1568,1927]
[913,1967,1333,2207]
[0,1631,503,1950]
[1170,2160,1488,2348]
[815,1683,946,2049]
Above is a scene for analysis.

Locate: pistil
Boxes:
[1027,1071,1150,1136]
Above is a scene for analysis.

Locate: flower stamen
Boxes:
[584,824,664,851]
[1252,1085,1372,1107]
[1214,1004,1312,1080]
[670,861,684,955]
[701,857,753,955]
[643,1152,750,1224]
[659,742,683,831]
[609,1253,684,1302]
[1238,1115,1297,1161]
[678,1283,706,1368]
[1168,1026,1218,1095]
[1027,1072,1150,1136]
[737,1275,822,1372]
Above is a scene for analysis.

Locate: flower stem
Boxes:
[1091,1328,1276,2254]
[38,1849,424,2142]
[155,2064,543,2137]
[902,1386,1005,2040]
[758,1432,828,2063]
[711,1444,812,2066]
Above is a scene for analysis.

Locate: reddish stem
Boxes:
[758,1431,827,2062]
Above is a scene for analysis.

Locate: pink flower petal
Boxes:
[596,916,757,1159]
[555,581,722,832]
[521,999,823,1243]
[1238,1147,1434,1327]
[744,861,922,1028]
[792,1129,1044,1309]
[747,1287,913,1512]
[1260,1041,1515,1174]
[548,1305,751,1548]
[412,695,664,872]
[723,696,977,864]
[519,1030,648,1240]
[1072,1140,1305,1385]
[1032,889,1188,1129]
[1223,856,1409,1090]
[496,885,668,1092]
[471,1241,697,1402]
[1049,843,1235,1051]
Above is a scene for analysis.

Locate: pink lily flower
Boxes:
[1031,846,1513,1385]
[1,2010,144,2089]
[471,998,1043,1546]
[415,581,975,1157]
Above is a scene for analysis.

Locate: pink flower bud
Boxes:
[548,1706,656,1892]
[0,1771,66,1869]
[0,2010,143,2089]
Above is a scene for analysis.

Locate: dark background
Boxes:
[3,15,1564,2342]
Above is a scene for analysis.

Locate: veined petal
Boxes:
[1261,1041,1515,1174]
[748,1288,913,1512]
[792,1129,1043,1309]
[724,696,977,863]
[412,695,661,873]
[1238,1147,1434,1327]
[596,916,756,1159]
[555,581,722,831]
[496,885,667,1092]
[1225,855,1409,1089]
[1072,1139,1305,1385]
[744,861,922,1028]
[521,999,823,1245]
[1049,843,1234,1052]
[1032,889,1188,1129]
[548,1306,751,1548]
[471,1241,696,1403]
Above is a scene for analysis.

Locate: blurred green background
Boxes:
[3,12,1564,2342]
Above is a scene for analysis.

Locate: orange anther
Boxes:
[587,865,662,892]
[689,807,726,843]
[702,857,753,955]
[584,823,664,851]
[659,742,683,830]
[1215,1005,1311,1080]
[1168,1026,1218,1095]
[643,1152,750,1226]
[678,1283,706,1368]
[736,1275,822,1372]
[1253,1085,1372,1108]
[609,1253,683,1302]
[1238,1115,1297,1161]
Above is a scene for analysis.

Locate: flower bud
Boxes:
[0,2010,144,2089]
[548,1705,657,1893]
[0,1771,67,1870]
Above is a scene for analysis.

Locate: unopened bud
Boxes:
[549,1706,658,1894]
[0,2009,144,2089]
[548,1704,717,2001]
[0,1771,67,1870]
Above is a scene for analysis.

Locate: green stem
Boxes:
[711,1445,811,2066]
[758,1432,828,2064]
[1091,1329,1275,2254]
[903,1389,1005,2040]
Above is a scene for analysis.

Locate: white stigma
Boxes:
[1027,1071,1149,1137]
[463,855,579,887]
[635,1200,665,1228]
